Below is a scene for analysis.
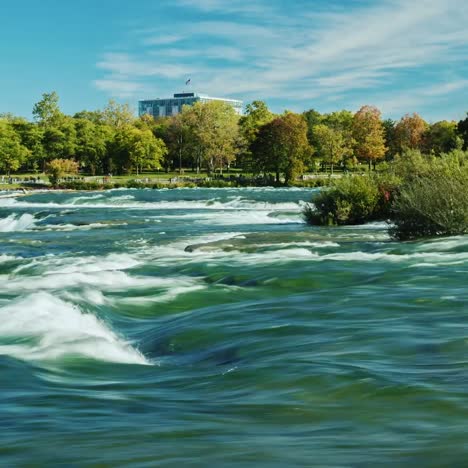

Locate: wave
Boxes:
[0,292,148,365]
[17,252,142,275]
[0,196,305,212]
[42,222,128,232]
[64,193,106,204]
[0,213,39,232]
[414,235,468,252]
[0,254,17,263]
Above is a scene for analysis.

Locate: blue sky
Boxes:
[2,0,468,121]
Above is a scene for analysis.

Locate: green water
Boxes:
[1,187,468,466]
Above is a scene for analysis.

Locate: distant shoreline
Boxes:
[0,173,335,192]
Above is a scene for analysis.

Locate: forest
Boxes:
[1,91,468,184]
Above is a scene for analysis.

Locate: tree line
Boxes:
[2,91,468,182]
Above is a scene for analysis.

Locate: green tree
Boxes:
[457,113,468,150]
[32,91,62,126]
[102,100,135,129]
[0,120,31,174]
[238,101,275,171]
[113,126,166,175]
[352,105,386,170]
[312,124,350,174]
[74,118,112,174]
[42,115,77,163]
[180,101,240,174]
[382,118,397,160]
[9,117,44,171]
[425,120,461,155]
[165,113,192,174]
[303,109,323,148]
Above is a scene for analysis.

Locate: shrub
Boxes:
[126,179,146,188]
[46,159,79,186]
[304,175,395,226]
[57,180,103,190]
[390,168,468,240]
[292,177,333,188]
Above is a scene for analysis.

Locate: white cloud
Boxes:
[94,0,468,118]
[93,79,144,98]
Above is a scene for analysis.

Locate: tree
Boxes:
[41,115,77,165]
[74,118,112,174]
[165,113,192,173]
[251,113,312,184]
[394,113,428,153]
[457,114,468,150]
[32,91,62,126]
[0,120,31,174]
[102,100,135,129]
[382,118,397,160]
[322,110,354,133]
[180,101,239,174]
[9,117,44,171]
[113,126,166,175]
[45,158,79,186]
[238,101,275,171]
[303,109,323,148]
[352,105,386,169]
[312,124,350,174]
[425,120,461,155]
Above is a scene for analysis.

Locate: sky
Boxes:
[2,0,468,122]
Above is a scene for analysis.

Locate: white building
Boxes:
[139,92,243,118]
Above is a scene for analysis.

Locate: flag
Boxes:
[185,78,191,85]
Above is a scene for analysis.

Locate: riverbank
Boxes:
[0,172,337,191]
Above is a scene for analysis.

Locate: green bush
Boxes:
[126,179,146,189]
[57,181,104,190]
[304,175,394,226]
[390,168,468,240]
[292,177,332,188]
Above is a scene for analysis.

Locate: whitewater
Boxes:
[1,187,468,466]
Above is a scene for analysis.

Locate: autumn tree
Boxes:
[45,158,79,186]
[394,113,428,153]
[251,113,312,184]
[352,105,386,169]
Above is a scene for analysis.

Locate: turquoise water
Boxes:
[1,187,468,466]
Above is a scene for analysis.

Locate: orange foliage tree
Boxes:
[352,105,386,170]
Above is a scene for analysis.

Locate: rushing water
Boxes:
[1,187,468,466]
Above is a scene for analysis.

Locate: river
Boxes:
[0,187,467,466]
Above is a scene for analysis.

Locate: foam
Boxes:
[0,196,305,212]
[0,254,17,263]
[0,292,148,364]
[0,213,38,232]
[42,222,128,232]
